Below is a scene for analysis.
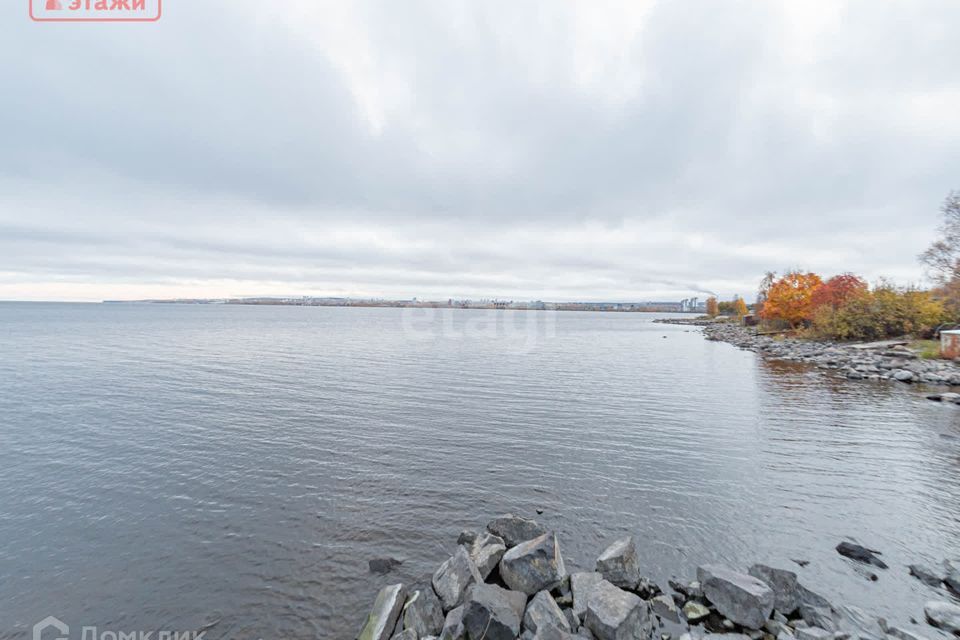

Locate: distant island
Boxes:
[102,296,708,313]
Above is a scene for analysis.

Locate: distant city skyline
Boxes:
[3,1,958,302]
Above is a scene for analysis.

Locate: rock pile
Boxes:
[656,319,960,389]
[356,515,960,640]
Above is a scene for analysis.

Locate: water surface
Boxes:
[1,303,958,639]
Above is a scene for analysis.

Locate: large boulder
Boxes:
[434,547,483,611]
[924,600,960,635]
[571,572,606,621]
[500,532,567,594]
[403,588,445,637]
[534,624,579,640]
[796,585,838,631]
[748,564,800,615]
[596,537,642,590]
[583,579,651,640]
[461,583,527,640]
[697,565,774,630]
[944,559,960,595]
[358,584,408,640]
[439,605,466,640]
[487,514,548,548]
[649,594,680,623]
[835,542,887,569]
[524,590,571,635]
[467,531,507,580]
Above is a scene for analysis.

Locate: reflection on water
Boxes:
[0,303,958,639]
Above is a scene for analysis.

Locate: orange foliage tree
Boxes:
[734,297,749,317]
[810,274,868,310]
[705,296,719,317]
[759,271,824,328]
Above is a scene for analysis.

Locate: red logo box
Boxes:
[30,0,161,22]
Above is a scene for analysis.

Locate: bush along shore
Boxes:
[656,319,960,397]
[355,514,960,640]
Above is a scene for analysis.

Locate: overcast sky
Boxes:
[3,1,959,302]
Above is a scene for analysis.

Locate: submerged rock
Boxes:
[583,579,650,640]
[698,565,774,630]
[369,557,403,575]
[596,537,642,590]
[908,564,943,588]
[748,564,800,615]
[524,590,572,635]
[487,514,548,548]
[500,532,567,595]
[835,542,887,569]
[462,583,527,640]
[358,584,408,640]
[434,547,483,611]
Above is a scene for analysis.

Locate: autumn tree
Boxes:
[734,297,749,317]
[920,191,960,319]
[705,296,719,317]
[810,274,868,310]
[755,271,776,316]
[759,271,824,328]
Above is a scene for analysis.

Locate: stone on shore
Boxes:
[924,600,960,635]
[697,564,775,630]
[908,564,943,588]
[524,590,572,635]
[794,628,832,640]
[748,564,800,615]
[534,624,579,640]
[440,605,466,640]
[835,542,888,569]
[796,585,838,631]
[682,602,710,623]
[390,630,416,640]
[467,531,507,580]
[358,584,408,640]
[487,514,548,548]
[462,583,527,640]
[650,594,680,623]
[403,588,445,638]
[434,547,483,611]
[571,572,606,620]
[944,559,960,595]
[596,537,642,590]
[583,579,650,640]
[500,532,567,595]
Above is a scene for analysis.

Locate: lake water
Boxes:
[1,303,958,639]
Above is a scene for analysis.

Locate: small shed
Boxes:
[941,329,960,359]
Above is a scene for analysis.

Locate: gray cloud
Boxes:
[1,0,958,301]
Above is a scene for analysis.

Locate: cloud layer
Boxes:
[2,0,959,301]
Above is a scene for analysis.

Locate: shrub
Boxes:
[807,284,945,341]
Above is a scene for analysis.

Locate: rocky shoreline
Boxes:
[356,514,960,640]
[655,319,960,395]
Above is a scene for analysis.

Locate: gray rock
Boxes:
[683,602,710,622]
[391,631,417,640]
[924,600,960,634]
[370,557,404,575]
[795,629,832,640]
[650,594,680,623]
[749,564,800,615]
[564,609,580,632]
[909,564,943,587]
[524,590,572,634]
[835,542,887,569]
[698,564,775,630]
[462,583,527,640]
[434,547,483,611]
[596,537,642,590]
[467,531,507,580]
[833,604,884,640]
[403,588,445,638]
[583,579,650,640]
[358,584,408,640]
[487,514,548,547]
[458,531,479,546]
[500,532,567,595]
[535,624,579,640]
[440,606,466,640]
[893,370,915,383]
[944,559,960,595]
[796,585,838,631]
[571,572,606,620]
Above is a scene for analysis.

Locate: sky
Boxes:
[2,0,959,302]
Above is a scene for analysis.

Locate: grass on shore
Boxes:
[910,339,942,359]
